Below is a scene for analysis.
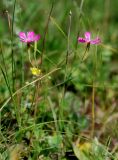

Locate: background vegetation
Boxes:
[0,0,118,159]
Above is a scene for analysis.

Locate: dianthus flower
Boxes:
[19,31,40,43]
[78,32,101,45]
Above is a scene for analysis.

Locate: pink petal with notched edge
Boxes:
[19,32,27,42]
[90,38,101,44]
[85,32,91,42]
[27,31,35,42]
[27,31,35,37]
[34,35,40,41]
[78,37,86,43]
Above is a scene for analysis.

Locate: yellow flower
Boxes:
[30,67,41,76]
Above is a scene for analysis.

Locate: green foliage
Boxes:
[0,0,118,159]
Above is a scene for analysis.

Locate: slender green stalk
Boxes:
[75,0,84,47]
[11,0,17,92]
[31,44,57,66]
[81,46,89,62]
[33,82,40,122]
[48,96,58,132]
[0,64,21,128]
[64,10,72,94]
[48,96,61,159]
[0,43,12,95]
[91,83,95,137]
[41,0,55,67]
[91,43,98,137]
[74,0,84,58]
[65,10,72,78]
[28,47,33,67]
[28,44,40,122]
[59,11,72,130]
[0,45,13,107]
[34,41,38,67]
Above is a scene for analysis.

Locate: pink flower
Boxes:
[19,31,40,43]
[78,32,101,45]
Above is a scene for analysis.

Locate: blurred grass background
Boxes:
[0,0,118,159]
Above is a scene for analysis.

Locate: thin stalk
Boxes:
[65,10,72,79]
[0,43,14,105]
[34,41,38,67]
[48,96,60,158]
[40,0,55,67]
[59,11,72,130]
[91,44,98,137]
[28,47,33,67]
[63,10,72,94]
[11,0,17,92]
[1,41,21,129]
[0,65,21,127]
[48,96,58,132]
[20,44,24,87]
[91,83,95,137]
[19,46,24,127]
[0,65,12,100]
[0,43,12,94]
[74,0,84,59]
[28,44,40,123]
[81,46,89,62]
[31,44,57,66]
[28,44,40,122]
[33,82,40,122]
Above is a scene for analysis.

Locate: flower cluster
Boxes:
[18,30,101,75]
[18,31,101,46]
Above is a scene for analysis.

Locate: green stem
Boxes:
[59,11,72,130]
[75,0,84,50]
[91,83,95,137]
[34,41,37,67]
[28,47,33,67]
[48,96,58,132]
[65,10,72,79]
[41,0,55,67]
[0,65,21,128]
[91,44,98,137]
[11,0,17,92]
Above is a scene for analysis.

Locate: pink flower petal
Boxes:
[34,35,40,41]
[78,37,86,43]
[85,32,91,41]
[27,31,35,42]
[27,31,35,38]
[90,38,101,44]
[19,32,27,42]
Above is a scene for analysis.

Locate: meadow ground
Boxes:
[0,0,118,159]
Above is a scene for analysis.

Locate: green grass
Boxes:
[0,0,118,159]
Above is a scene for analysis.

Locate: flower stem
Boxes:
[91,43,98,137]
[59,11,72,130]
[28,47,33,67]
[41,0,55,67]
[75,0,84,49]
[11,0,17,92]
[91,83,95,137]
